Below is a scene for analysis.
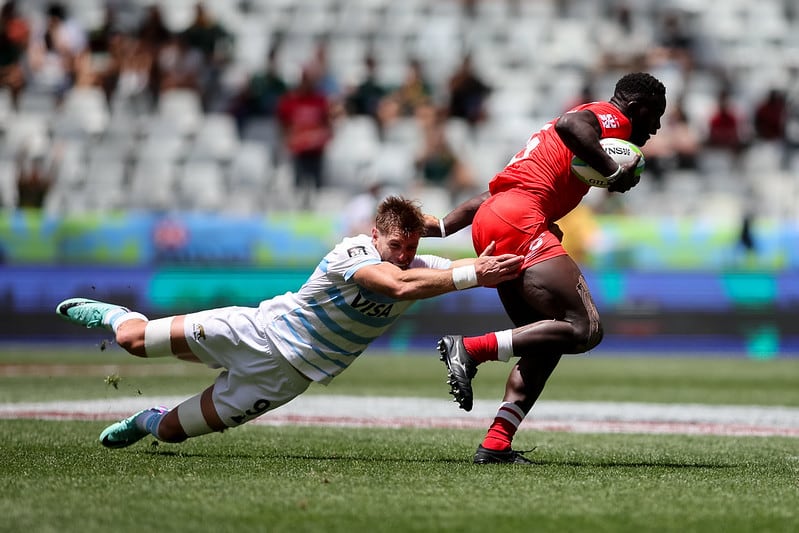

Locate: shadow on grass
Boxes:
[137,444,732,469]
[143,449,467,464]
[531,458,734,469]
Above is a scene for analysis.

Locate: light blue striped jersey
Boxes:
[261,234,452,383]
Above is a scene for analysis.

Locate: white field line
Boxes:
[2,395,799,437]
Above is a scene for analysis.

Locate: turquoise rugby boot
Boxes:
[56,298,129,330]
[99,407,168,449]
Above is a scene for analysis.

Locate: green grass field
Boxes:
[1,346,798,533]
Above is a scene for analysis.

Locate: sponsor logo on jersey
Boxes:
[598,114,619,129]
[347,246,368,257]
[351,291,393,318]
[192,323,206,341]
[524,236,545,262]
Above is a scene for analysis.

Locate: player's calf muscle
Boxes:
[115,319,147,356]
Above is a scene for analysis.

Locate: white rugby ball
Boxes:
[571,138,645,188]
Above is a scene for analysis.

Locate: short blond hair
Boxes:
[374,196,425,237]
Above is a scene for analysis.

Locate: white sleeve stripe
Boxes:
[344,259,381,280]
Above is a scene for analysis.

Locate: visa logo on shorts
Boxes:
[351,292,393,318]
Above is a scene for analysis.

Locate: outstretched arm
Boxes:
[352,242,522,301]
[423,191,490,238]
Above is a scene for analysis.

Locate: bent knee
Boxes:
[572,319,603,353]
[584,323,604,351]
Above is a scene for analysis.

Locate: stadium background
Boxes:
[2,0,799,357]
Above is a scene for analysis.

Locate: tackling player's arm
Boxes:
[352,244,523,301]
[555,110,640,193]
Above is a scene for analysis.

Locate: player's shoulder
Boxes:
[580,100,618,111]
[565,100,621,117]
[335,234,378,260]
[574,101,629,132]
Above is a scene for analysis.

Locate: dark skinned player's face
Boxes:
[629,97,667,147]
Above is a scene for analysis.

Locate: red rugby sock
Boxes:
[481,402,526,451]
[463,333,498,363]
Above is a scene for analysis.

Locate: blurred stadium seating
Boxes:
[4,0,799,354]
[0,0,797,220]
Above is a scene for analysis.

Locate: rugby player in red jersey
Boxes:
[427,72,667,464]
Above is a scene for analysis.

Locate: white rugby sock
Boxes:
[134,407,168,440]
[495,329,514,362]
[109,311,148,333]
[177,393,213,436]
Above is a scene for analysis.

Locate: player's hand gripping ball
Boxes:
[571,138,645,188]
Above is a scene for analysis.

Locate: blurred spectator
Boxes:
[181,2,233,63]
[784,82,799,169]
[447,53,491,128]
[79,4,126,101]
[414,103,476,203]
[345,54,388,122]
[136,3,171,106]
[668,103,701,170]
[87,3,117,54]
[752,86,790,174]
[753,88,787,142]
[304,38,341,100]
[460,0,478,18]
[393,58,432,117]
[641,101,700,187]
[25,2,87,101]
[563,79,597,111]
[638,122,671,188]
[648,10,697,78]
[706,86,748,158]
[229,46,288,134]
[0,0,29,106]
[342,178,386,236]
[137,3,170,53]
[374,91,402,142]
[594,3,653,72]
[15,138,61,208]
[180,1,234,110]
[739,211,757,254]
[276,68,333,208]
[156,33,203,95]
[111,33,154,110]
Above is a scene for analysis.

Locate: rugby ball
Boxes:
[571,138,645,188]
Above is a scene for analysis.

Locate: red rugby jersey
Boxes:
[489,101,632,222]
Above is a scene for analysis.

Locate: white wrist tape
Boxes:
[439,218,447,238]
[452,265,478,290]
[606,164,623,181]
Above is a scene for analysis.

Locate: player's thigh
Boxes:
[498,254,594,324]
[211,350,312,428]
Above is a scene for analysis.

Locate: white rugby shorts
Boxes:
[182,306,311,427]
